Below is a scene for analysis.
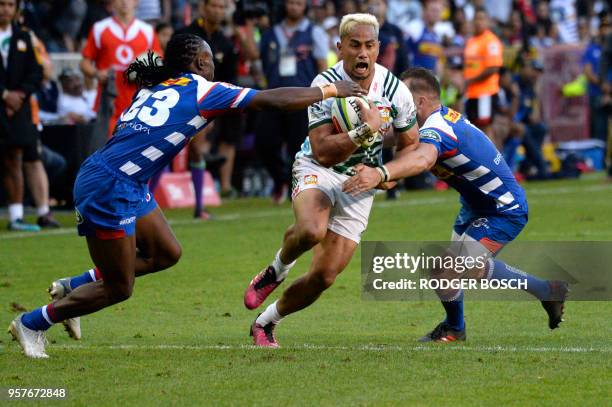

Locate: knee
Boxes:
[158,242,182,269]
[105,281,134,303]
[296,223,327,247]
[165,243,182,267]
[2,152,22,173]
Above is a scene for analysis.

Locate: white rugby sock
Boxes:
[8,203,23,222]
[256,301,283,326]
[272,249,296,281]
[37,205,49,217]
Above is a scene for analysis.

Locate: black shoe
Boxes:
[541,280,569,329]
[418,322,466,343]
[37,213,61,229]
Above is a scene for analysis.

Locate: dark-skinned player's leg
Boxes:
[134,206,182,277]
[51,235,137,320]
[52,207,181,319]
[244,188,331,310]
[46,207,181,340]
[251,230,357,347]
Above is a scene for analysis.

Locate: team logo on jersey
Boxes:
[420,129,441,143]
[75,208,84,225]
[304,174,318,185]
[161,77,191,87]
[444,108,461,123]
[145,193,151,202]
[116,44,135,66]
[373,101,395,134]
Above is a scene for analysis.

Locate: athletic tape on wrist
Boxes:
[380,165,390,182]
[347,123,375,147]
[318,83,338,99]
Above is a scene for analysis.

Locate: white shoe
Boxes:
[48,279,81,340]
[8,314,49,358]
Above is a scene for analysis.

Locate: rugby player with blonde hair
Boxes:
[244,13,419,347]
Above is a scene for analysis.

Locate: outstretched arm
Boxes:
[246,81,366,111]
[342,143,438,195]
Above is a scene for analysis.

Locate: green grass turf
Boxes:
[0,174,611,406]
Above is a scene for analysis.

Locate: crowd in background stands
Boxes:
[1,0,611,231]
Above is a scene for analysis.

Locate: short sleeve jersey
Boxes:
[82,17,162,115]
[463,30,503,98]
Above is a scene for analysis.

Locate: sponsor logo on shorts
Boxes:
[75,208,84,225]
[304,174,318,185]
[119,216,136,226]
[472,218,490,229]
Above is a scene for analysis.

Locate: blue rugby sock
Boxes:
[190,161,205,217]
[21,304,57,331]
[442,291,465,331]
[489,259,551,300]
[69,268,100,290]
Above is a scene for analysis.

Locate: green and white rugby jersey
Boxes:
[296,61,417,175]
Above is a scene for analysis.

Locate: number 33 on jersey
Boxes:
[99,74,258,182]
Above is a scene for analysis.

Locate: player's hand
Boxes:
[96,69,110,83]
[333,80,367,98]
[3,90,25,112]
[342,164,383,196]
[358,99,382,133]
[376,180,397,190]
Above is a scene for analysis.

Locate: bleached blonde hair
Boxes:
[339,13,379,39]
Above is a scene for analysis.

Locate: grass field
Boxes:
[1,174,611,406]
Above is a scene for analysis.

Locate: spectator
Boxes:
[321,16,339,67]
[599,20,612,179]
[55,0,88,51]
[57,68,96,125]
[405,0,444,73]
[256,0,328,204]
[516,58,550,179]
[550,0,580,44]
[582,14,610,142]
[136,0,170,24]
[386,0,422,36]
[80,0,162,137]
[24,31,61,228]
[339,0,359,17]
[155,21,173,52]
[78,0,113,47]
[463,7,503,145]
[176,0,242,206]
[368,0,408,76]
[0,0,44,231]
[495,67,524,168]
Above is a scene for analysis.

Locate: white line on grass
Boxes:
[1,343,609,353]
[1,183,610,241]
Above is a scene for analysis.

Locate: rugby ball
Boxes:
[331,96,371,133]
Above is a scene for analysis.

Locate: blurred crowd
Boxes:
[0,0,611,230]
